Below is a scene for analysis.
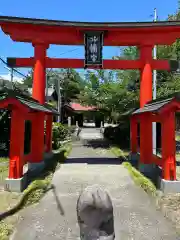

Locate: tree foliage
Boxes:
[22,68,85,103]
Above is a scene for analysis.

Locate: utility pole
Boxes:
[153,8,157,155]
[57,78,61,123]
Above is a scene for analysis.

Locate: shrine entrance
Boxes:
[1,16,180,186]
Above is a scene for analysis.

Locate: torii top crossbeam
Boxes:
[1,16,180,45]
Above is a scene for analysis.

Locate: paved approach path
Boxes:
[11,128,179,240]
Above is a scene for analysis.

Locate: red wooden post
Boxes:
[139,45,153,164]
[139,45,153,108]
[130,116,137,153]
[140,114,152,164]
[31,112,45,163]
[31,43,47,163]
[161,112,176,180]
[45,115,53,152]
[32,43,48,104]
[9,110,25,179]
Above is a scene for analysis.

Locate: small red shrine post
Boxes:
[140,113,153,164]
[161,111,176,180]
[0,91,59,192]
[131,95,180,187]
[9,109,25,179]
[31,112,45,162]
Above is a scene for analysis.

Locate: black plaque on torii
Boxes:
[84,31,104,68]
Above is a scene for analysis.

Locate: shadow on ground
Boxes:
[26,150,67,184]
[82,139,111,149]
[176,161,180,166]
[65,157,124,165]
[51,184,65,216]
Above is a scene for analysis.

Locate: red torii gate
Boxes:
[0,16,180,170]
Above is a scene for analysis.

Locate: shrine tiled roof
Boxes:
[132,92,180,115]
[0,88,59,115]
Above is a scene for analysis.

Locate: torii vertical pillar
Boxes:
[32,43,48,104]
[140,45,153,108]
[31,43,48,163]
[139,45,153,164]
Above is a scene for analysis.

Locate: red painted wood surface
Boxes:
[30,112,45,163]
[12,58,170,70]
[9,110,25,179]
[1,22,180,46]
[32,44,48,104]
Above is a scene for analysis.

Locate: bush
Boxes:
[52,123,70,149]
[104,126,115,140]
[68,125,77,134]
[104,122,130,148]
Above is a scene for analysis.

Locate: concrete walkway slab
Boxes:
[11,128,179,240]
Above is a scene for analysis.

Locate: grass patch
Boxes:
[0,166,8,188]
[0,191,21,240]
[0,158,8,164]
[122,161,157,197]
[0,165,8,174]
[22,175,52,207]
[176,135,180,141]
[0,221,14,240]
[110,147,129,160]
[0,158,9,187]
[64,143,72,158]
[0,144,71,240]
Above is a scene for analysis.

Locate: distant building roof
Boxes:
[132,92,180,115]
[0,88,59,115]
[70,103,96,111]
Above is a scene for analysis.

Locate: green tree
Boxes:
[114,46,140,92]
[22,68,85,103]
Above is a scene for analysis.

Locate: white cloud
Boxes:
[0,74,23,83]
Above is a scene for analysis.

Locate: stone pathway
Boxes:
[11,128,179,239]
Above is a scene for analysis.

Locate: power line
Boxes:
[0,47,80,78]
[0,57,27,78]
[58,47,80,56]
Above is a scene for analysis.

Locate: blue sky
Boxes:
[0,0,178,80]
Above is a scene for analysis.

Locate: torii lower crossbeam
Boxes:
[7,57,170,70]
